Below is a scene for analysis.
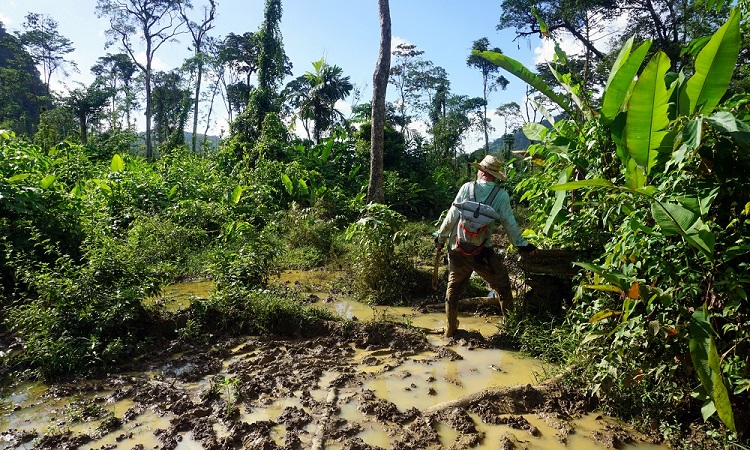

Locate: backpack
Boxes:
[452,182,502,256]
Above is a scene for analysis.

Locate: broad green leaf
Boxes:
[680,8,741,116]
[320,139,333,162]
[8,173,31,183]
[168,184,179,200]
[549,178,614,191]
[531,6,549,37]
[580,331,607,345]
[477,50,576,117]
[544,167,572,235]
[523,122,548,141]
[531,99,555,125]
[690,306,736,431]
[605,36,634,90]
[110,154,124,173]
[626,51,672,175]
[651,201,699,236]
[701,401,717,421]
[706,111,750,146]
[687,224,716,258]
[92,179,112,194]
[575,262,631,291]
[281,173,293,195]
[589,309,622,323]
[625,159,646,190]
[40,174,56,189]
[682,35,713,58]
[602,39,652,121]
[230,186,244,205]
[669,118,702,170]
[547,62,588,118]
[297,179,309,196]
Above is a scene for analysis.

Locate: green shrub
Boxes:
[207,236,277,291]
[184,288,334,336]
[344,203,426,304]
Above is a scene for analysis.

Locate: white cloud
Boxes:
[334,99,352,116]
[391,35,412,52]
[534,35,585,65]
[135,51,168,71]
[0,12,12,26]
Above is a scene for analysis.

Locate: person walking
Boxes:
[434,154,537,337]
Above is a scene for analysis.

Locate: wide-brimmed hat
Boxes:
[470,154,507,181]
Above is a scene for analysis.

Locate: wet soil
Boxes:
[0,319,660,450]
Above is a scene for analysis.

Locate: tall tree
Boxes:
[388,43,424,139]
[368,0,391,205]
[96,0,186,161]
[216,32,258,122]
[179,0,216,153]
[431,94,485,161]
[91,53,138,129]
[467,37,509,155]
[284,58,353,143]
[17,12,78,99]
[0,22,44,135]
[497,0,615,59]
[64,81,114,144]
[230,0,291,146]
[496,101,523,157]
[150,70,191,149]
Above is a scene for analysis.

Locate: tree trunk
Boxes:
[79,115,88,145]
[367,0,391,204]
[145,71,153,161]
[192,61,203,153]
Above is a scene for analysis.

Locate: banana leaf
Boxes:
[602,38,652,122]
[680,8,740,116]
[625,51,672,176]
[478,50,575,117]
[690,305,736,432]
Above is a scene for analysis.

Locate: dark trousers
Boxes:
[445,248,514,315]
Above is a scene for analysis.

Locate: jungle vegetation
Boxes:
[1,0,749,447]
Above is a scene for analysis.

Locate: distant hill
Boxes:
[487,119,554,154]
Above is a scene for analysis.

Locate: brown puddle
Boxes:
[0,274,671,450]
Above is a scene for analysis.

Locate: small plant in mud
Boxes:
[66,398,107,423]
[216,374,240,416]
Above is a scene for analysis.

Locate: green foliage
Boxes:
[344,203,425,304]
[184,288,333,336]
[486,10,750,441]
[276,203,343,269]
[207,236,277,292]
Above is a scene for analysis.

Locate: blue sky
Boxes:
[0,0,548,149]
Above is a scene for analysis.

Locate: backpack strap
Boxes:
[484,184,501,206]
[468,181,476,202]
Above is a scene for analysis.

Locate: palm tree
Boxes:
[284,58,353,143]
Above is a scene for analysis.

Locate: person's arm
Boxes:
[493,190,529,248]
[434,183,469,248]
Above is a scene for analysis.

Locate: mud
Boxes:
[0,319,663,450]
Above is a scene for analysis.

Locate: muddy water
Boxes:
[0,275,671,450]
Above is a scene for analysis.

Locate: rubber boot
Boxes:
[445,301,459,337]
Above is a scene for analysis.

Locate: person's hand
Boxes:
[518,244,538,256]
[434,237,444,251]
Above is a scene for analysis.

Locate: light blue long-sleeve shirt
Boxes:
[436,180,528,250]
